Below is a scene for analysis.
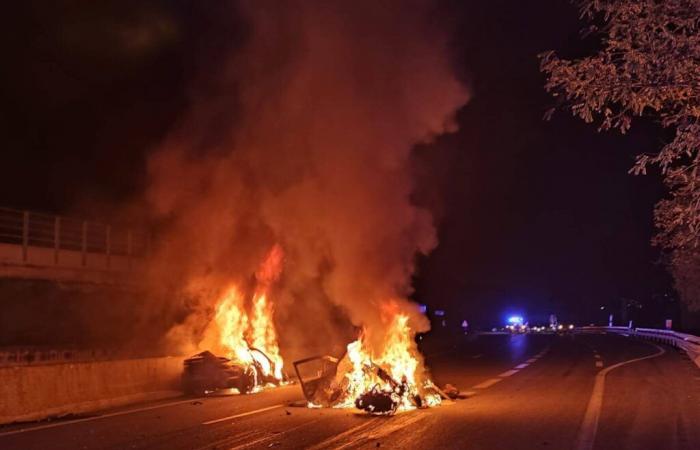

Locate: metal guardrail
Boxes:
[580,326,700,368]
[0,207,150,269]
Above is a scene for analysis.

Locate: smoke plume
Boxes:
[146,0,469,359]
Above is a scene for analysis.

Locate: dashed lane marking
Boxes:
[0,397,202,437]
[473,378,502,389]
[595,361,603,368]
[470,345,550,393]
[202,404,284,425]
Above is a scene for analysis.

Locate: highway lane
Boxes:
[2,332,699,449]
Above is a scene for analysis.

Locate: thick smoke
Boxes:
[147,0,468,359]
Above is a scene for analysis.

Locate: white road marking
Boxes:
[0,397,201,437]
[224,418,325,450]
[515,363,529,369]
[306,418,382,450]
[595,361,603,368]
[202,404,284,425]
[526,358,538,363]
[593,354,601,359]
[473,378,502,389]
[334,414,427,450]
[498,369,519,377]
[574,344,666,450]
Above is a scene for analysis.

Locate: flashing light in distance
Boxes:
[507,315,524,325]
[418,304,427,314]
[434,310,445,317]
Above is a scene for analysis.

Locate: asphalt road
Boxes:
[2,332,700,450]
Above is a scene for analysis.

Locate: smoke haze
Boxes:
[146,0,469,359]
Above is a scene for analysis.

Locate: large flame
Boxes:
[250,292,284,380]
[207,246,286,391]
[335,310,441,411]
[214,285,254,367]
[250,245,285,380]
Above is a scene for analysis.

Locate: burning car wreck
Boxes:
[183,348,284,395]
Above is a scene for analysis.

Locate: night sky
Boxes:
[0,1,673,327]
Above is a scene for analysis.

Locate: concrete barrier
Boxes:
[0,356,184,425]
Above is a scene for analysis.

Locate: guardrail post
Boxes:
[22,211,28,263]
[127,230,133,269]
[105,225,111,269]
[81,221,87,267]
[54,216,60,265]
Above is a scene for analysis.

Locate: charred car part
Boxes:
[293,355,340,406]
[182,350,281,395]
[355,386,401,415]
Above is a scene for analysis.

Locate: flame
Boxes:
[250,291,284,379]
[335,311,441,411]
[250,244,285,380]
[207,245,286,391]
[214,285,254,366]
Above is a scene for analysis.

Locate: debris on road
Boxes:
[443,384,460,399]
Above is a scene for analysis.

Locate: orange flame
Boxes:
[250,291,284,379]
[208,245,286,390]
[335,309,441,411]
[214,285,253,366]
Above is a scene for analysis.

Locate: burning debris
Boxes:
[294,313,444,415]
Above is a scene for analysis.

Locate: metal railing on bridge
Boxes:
[0,207,150,274]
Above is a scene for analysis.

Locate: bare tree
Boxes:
[540,0,700,309]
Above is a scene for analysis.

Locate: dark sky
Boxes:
[0,1,672,326]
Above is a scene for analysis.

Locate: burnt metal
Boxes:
[355,386,400,415]
[182,351,255,395]
[293,355,340,404]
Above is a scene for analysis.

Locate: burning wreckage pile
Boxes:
[295,313,445,415]
[184,292,449,416]
[181,247,448,413]
[181,253,446,414]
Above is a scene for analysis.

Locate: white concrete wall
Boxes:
[0,356,184,425]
